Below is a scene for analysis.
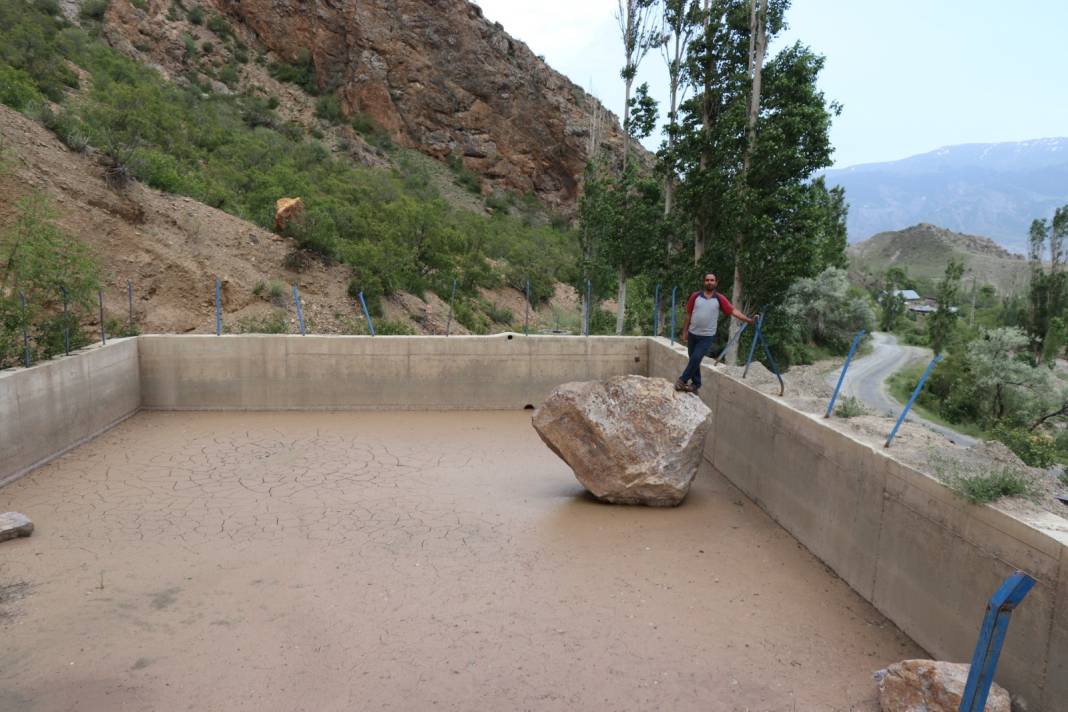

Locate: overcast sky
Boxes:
[472,0,1068,168]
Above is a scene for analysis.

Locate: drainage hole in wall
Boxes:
[523,404,534,410]
[507,334,514,340]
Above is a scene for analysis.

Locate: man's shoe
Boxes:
[685,384,700,394]
[674,380,687,392]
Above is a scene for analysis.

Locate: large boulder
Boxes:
[874,659,1011,712]
[274,197,304,233]
[0,512,34,543]
[532,376,713,506]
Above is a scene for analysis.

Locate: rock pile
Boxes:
[874,659,1011,712]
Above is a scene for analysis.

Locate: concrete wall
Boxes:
[138,334,646,410]
[648,337,1068,711]
[0,338,140,486]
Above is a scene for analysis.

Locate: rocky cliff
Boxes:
[103,0,638,209]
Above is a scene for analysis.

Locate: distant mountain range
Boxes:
[824,138,1068,252]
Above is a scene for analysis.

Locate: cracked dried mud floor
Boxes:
[0,411,921,711]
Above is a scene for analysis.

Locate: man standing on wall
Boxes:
[675,273,756,393]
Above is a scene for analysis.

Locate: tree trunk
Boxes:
[622,77,633,171]
[615,265,627,335]
[725,0,768,365]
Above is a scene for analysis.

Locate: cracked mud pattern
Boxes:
[0,411,921,711]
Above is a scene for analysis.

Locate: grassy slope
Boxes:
[849,224,1030,295]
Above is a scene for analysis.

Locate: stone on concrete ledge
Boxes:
[0,512,34,542]
[874,659,1010,712]
[531,375,713,506]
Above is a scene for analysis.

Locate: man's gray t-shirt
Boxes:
[689,293,721,336]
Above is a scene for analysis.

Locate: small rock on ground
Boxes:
[874,659,1010,712]
[0,512,34,543]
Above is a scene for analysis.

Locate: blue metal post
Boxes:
[826,330,866,418]
[358,291,376,336]
[885,354,942,448]
[757,326,786,397]
[743,314,764,378]
[652,283,661,337]
[584,279,592,337]
[959,572,1036,712]
[670,287,678,346]
[524,278,530,336]
[18,292,29,368]
[98,289,106,345]
[61,286,69,355]
[127,280,133,331]
[715,322,748,364]
[445,278,457,336]
[292,286,306,335]
[214,279,222,336]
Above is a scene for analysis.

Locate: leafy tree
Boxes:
[928,259,963,354]
[616,0,659,170]
[672,0,844,362]
[0,193,99,367]
[782,267,873,352]
[656,0,701,215]
[626,82,659,140]
[1026,205,1068,361]
[966,327,1048,425]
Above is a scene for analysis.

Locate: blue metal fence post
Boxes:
[743,313,764,378]
[757,326,786,397]
[292,285,306,335]
[670,286,678,346]
[652,283,661,337]
[524,278,531,336]
[715,322,748,364]
[826,330,866,418]
[445,278,457,336]
[60,286,69,355]
[98,289,106,345]
[959,572,1036,712]
[214,279,222,336]
[18,292,30,367]
[885,354,942,448]
[127,279,133,332]
[358,291,376,336]
[584,278,592,337]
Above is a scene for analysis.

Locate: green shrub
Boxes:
[233,47,249,64]
[201,41,214,54]
[34,0,60,14]
[182,33,197,59]
[0,66,44,111]
[485,191,511,214]
[834,396,866,418]
[314,94,343,123]
[230,309,289,334]
[446,153,481,194]
[80,0,109,21]
[130,0,147,11]
[993,425,1057,468]
[0,193,100,368]
[375,318,414,335]
[105,317,140,338]
[483,300,513,324]
[186,6,203,24]
[268,49,317,94]
[218,62,239,88]
[938,462,1040,505]
[206,13,231,37]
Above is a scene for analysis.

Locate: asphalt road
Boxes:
[828,331,979,448]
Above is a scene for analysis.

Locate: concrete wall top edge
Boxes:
[0,337,137,381]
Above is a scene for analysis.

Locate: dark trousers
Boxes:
[680,332,717,389]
